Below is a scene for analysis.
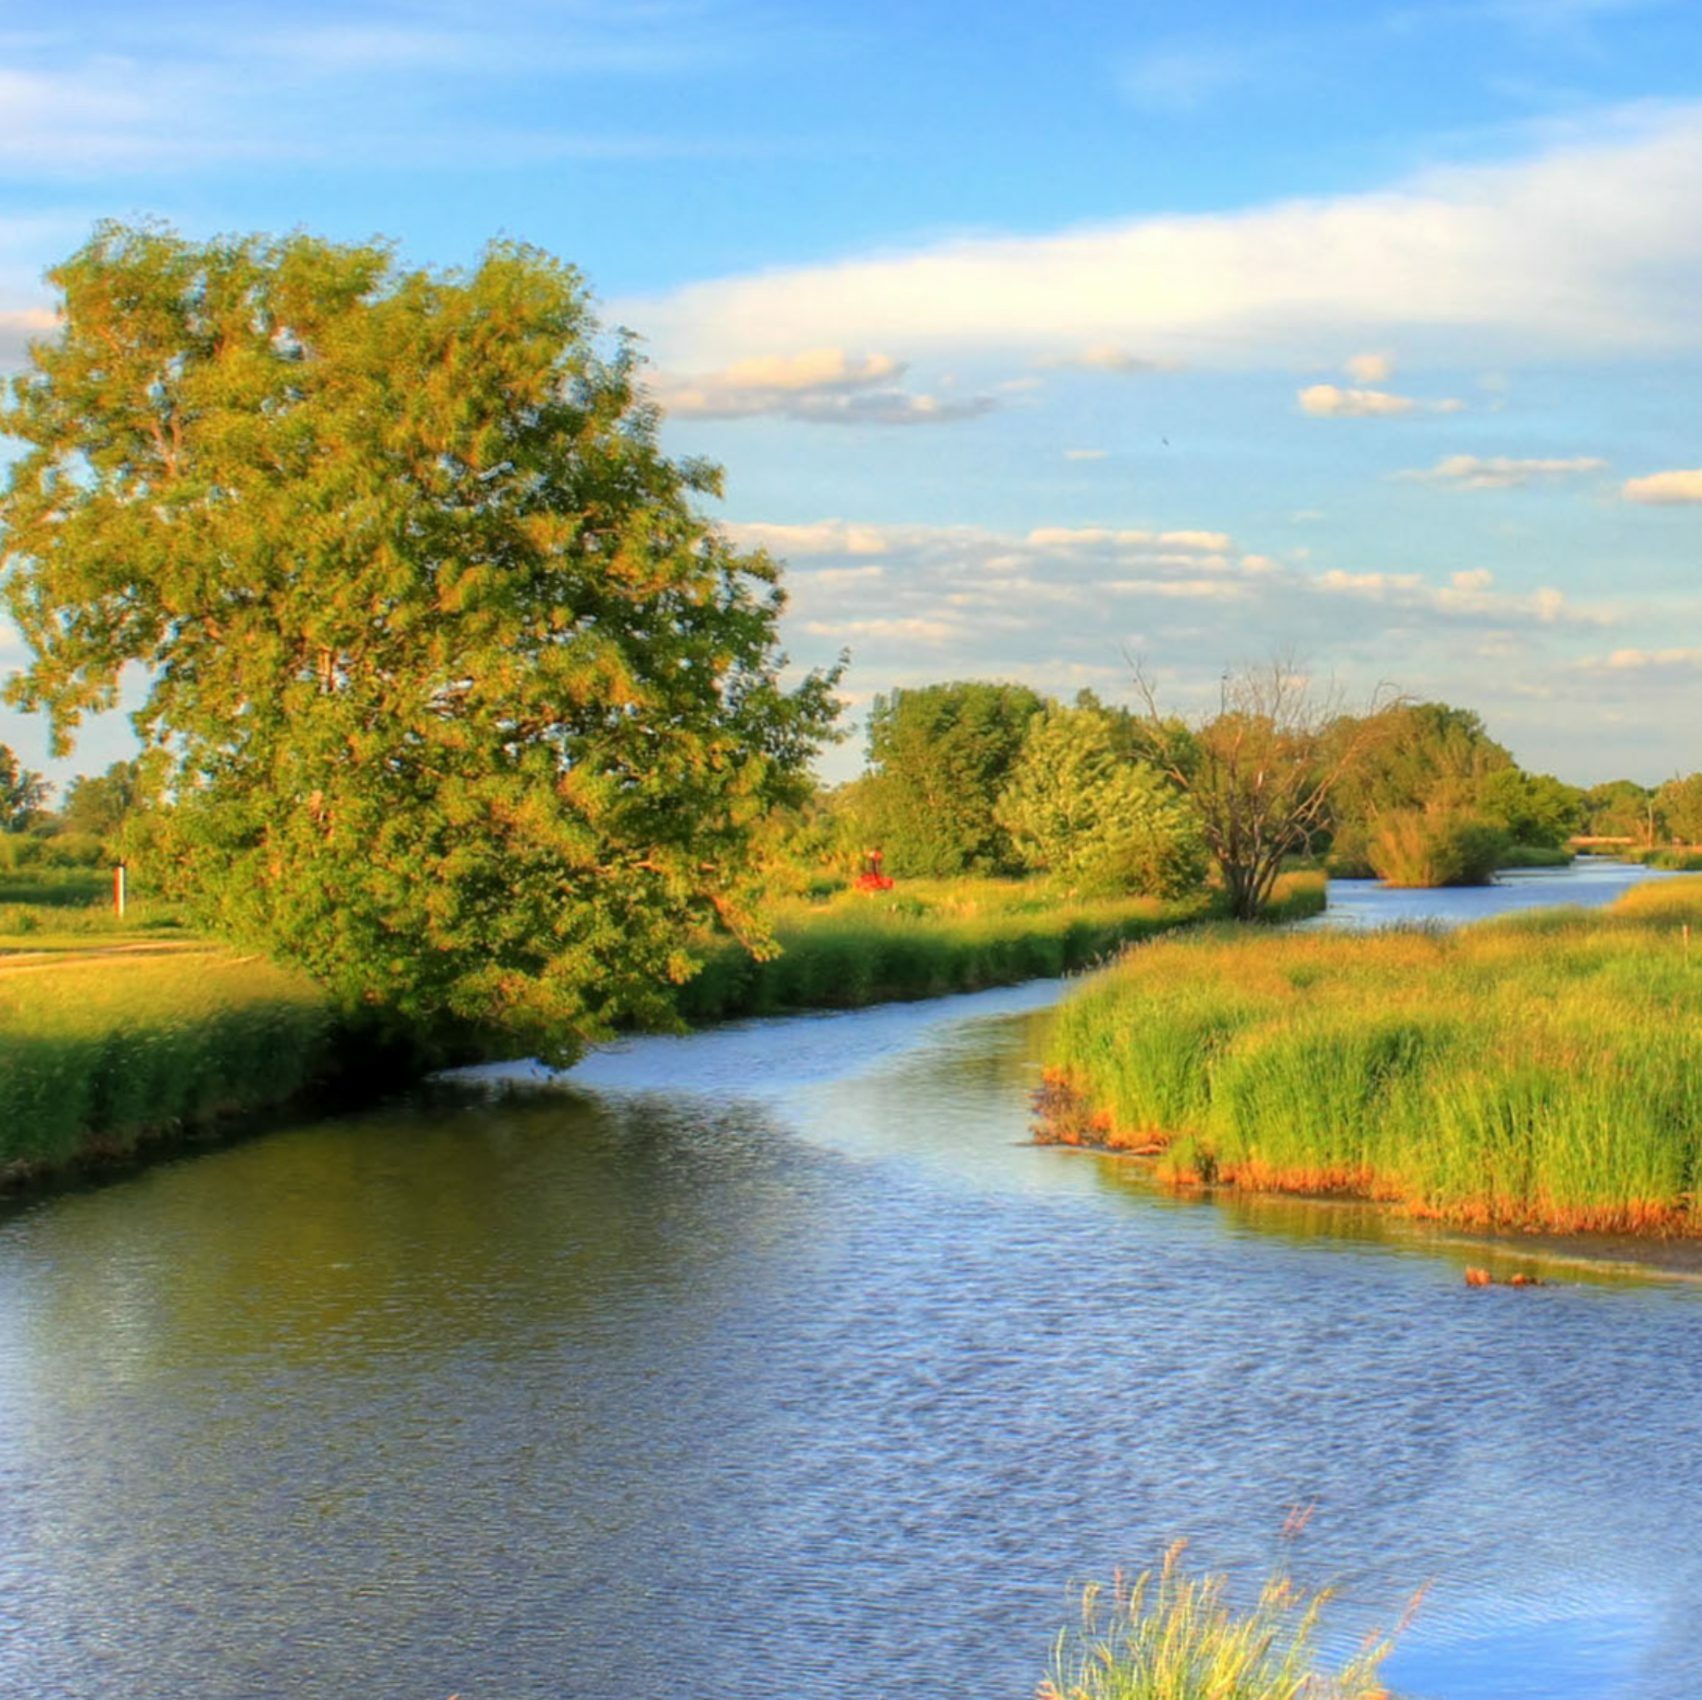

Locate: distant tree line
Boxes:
[789,677,1702,907]
[0,748,143,869]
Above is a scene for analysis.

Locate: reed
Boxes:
[1041,1543,1395,1700]
[1044,876,1702,1234]
[677,873,1325,1021]
[0,950,336,1170]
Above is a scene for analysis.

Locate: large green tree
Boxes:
[860,680,1045,876]
[0,224,839,1059]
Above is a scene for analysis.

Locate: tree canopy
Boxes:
[0,224,840,1059]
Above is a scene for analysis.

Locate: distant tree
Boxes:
[861,680,1046,876]
[0,745,50,833]
[60,759,142,842]
[1474,767,1585,849]
[1656,773,1702,846]
[996,700,1205,896]
[1583,780,1662,845]
[1133,663,1399,920]
[0,223,841,1060]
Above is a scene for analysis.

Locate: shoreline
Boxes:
[1033,1071,1702,1275]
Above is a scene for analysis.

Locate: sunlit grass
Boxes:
[1045,876,1702,1233]
[1041,1544,1397,1700]
[678,873,1326,1020]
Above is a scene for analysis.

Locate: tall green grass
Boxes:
[0,952,337,1170]
[677,874,1325,1021]
[1045,876,1702,1233]
[1041,1544,1397,1700]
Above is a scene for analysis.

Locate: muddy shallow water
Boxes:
[0,862,1694,1699]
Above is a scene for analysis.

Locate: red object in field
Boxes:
[853,849,895,892]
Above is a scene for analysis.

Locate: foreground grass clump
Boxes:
[1044,876,1702,1234]
[1042,1544,1394,1700]
[677,874,1325,1021]
[0,950,336,1170]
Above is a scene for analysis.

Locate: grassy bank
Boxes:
[677,872,1325,1021]
[1042,877,1702,1235]
[0,948,341,1173]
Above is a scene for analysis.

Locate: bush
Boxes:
[1367,809,1506,887]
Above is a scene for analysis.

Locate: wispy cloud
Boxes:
[1117,43,1251,114]
[1402,452,1609,487]
[655,347,997,426]
[0,5,778,178]
[1037,344,1174,375]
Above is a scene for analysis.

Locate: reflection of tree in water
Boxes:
[22,1089,824,1373]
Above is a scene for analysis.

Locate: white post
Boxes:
[114,863,126,919]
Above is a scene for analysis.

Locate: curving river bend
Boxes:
[2,862,1699,1699]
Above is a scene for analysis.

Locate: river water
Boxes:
[2,862,1697,1699]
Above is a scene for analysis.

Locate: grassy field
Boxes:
[1042,877,1702,1235]
[677,872,1326,1021]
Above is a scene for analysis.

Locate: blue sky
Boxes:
[2,0,1701,786]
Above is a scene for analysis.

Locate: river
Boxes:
[1,861,1697,1699]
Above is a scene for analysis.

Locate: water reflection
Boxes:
[0,863,1696,1699]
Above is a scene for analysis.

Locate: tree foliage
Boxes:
[1473,766,1584,849]
[995,700,1205,896]
[859,680,1044,876]
[0,224,840,1060]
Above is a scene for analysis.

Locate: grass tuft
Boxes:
[1041,1543,1396,1700]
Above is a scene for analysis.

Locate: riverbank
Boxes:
[1041,876,1702,1235]
[2,872,1326,1181]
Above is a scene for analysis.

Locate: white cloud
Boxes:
[1299,384,1464,417]
[655,347,996,426]
[1403,453,1609,488]
[1064,448,1109,461]
[1621,468,1702,504]
[1345,351,1395,384]
[629,107,1702,371]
